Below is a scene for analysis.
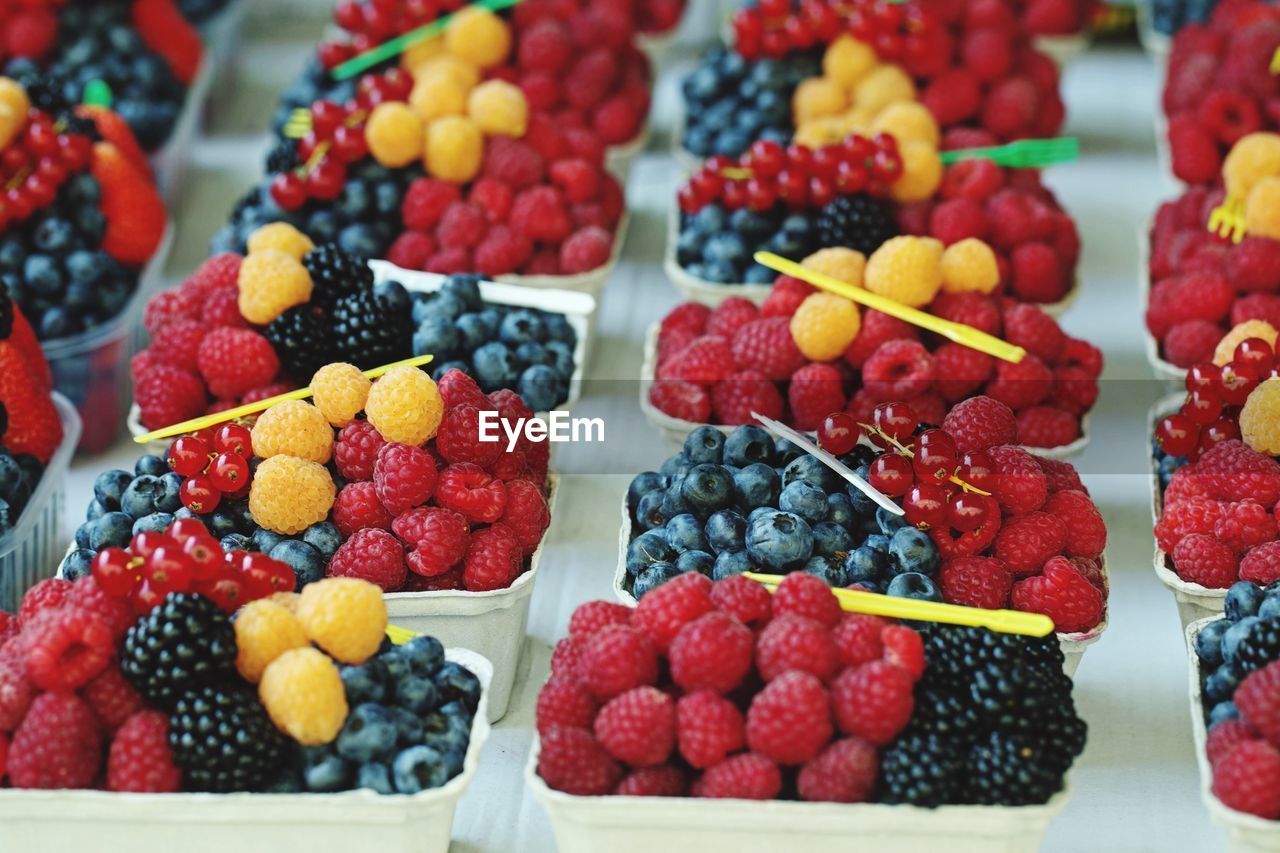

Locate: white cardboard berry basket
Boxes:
[526,734,1072,853]
[0,647,492,853]
[1138,220,1192,382]
[1186,616,1280,853]
[1034,33,1091,66]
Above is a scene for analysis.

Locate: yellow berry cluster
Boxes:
[1224,133,1280,240]
[237,222,316,325]
[0,77,30,151]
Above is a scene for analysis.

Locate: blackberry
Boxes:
[265,307,331,381]
[878,728,965,807]
[303,243,373,308]
[169,683,295,792]
[265,140,301,175]
[331,289,413,368]
[121,593,237,708]
[1233,616,1280,677]
[965,731,1068,806]
[814,194,899,256]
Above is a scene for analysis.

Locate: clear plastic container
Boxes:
[0,393,82,612]
[149,59,215,205]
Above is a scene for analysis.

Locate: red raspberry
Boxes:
[1011,556,1105,632]
[1010,241,1067,303]
[942,396,1019,453]
[615,765,687,796]
[1241,541,1280,584]
[772,572,842,627]
[549,158,600,204]
[939,556,1012,609]
[1168,112,1223,184]
[22,607,113,692]
[333,420,386,482]
[709,575,772,627]
[1208,719,1259,768]
[796,737,877,804]
[1039,489,1106,559]
[437,369,487,410]
[982,74,1039,137]
[986,189,1037,250]
[633,572,712,651]
[755,614,836,683]
[861,340,934,402]
[760,275,815,319]
[510,186,573,244]
[940,158,1004,203]
[149,316,207,372]
[993,511,1068,577]
[661,303,710,336]
[648,380,711,422]
[560,225,613,274]
[579,624,659,701]
[387,231,434,270]
[332,481,393,537]
[731,318,806,381]
[593,93,644,144]
[931,291,1002,335]
[1002,303,1065,363]
[693,752,782,799]
[830,660,914,745]
[499,478,550,556]
[135,364,208,430]
[536,676,597,735]
[201,287,250,329]
[396,508,470,577]
[745,670,832,765]
[475,226,534,277]
[373,442,438,516]
[1214,739,1280,819]
[240,382,291,404]
[537,726,622,795]
[988,445,1048,513]
[930,197,988,245]
[842,309,918,369]
[436,201,488,248]
[483,137,547,190]
[143,288,200,334]
[550,636,585,683]
[106,710,181,793]
[81,665,144,734]
[1156,497,1226,552]
[669,611,753,694]
[518,18,573,72]
[130,349,163,383]
[425,247,473,275]
[568,601,632,642]
[462,522,522,591]
[562,49,616,109]
[1233,292,1280,329]
[564,126,608,168]
[1238,659,1280,746]
[327,528,407,591]
[436,405,503,469]
[1039,459,1086,495]
[7,692,101,789]
[18,577,71,624]
[1163,320,1223,368]
[788,362,846,431]
[832,614,886,668]
[196,328,279,400]
[183,251,242,298]
[665,335,733,384]
[1205,442,1280,505]
[931,514,1003,560]
[922,68,983,127]
[0,654,33,730]
[402,178,462,231]
[675,689,745,769]
[1016,406,1080,449]
[1168,271,1236,325]
[1164,467,1208,504]
[469,177,514,223]
[1227,238,1280,296]
[932,343,993,402]
[594,686,675,767]
[986,353,1053,411]
[712,370,784,425]
[1050,365,1099,416]
[706,297,758,340]
[437,463,507,524]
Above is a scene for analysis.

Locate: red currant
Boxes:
[168,517,210,543]
[1201,418,1241,451]
[904,483,948,529]
[143,547,195,595]
[958,450,997,491]
[331,124,368,163]
[912,446,958,485]
[130,532,176,560]
[868,453,914,497]
[1186,362,1221,394]
[947,493,997,533]
[818,412,861,456]
[308,158,347,201]
[1234,338,1274,380]
[91,548,137,597]
[270,172,307,211]
[746,139,785,178]
[1155,413,1199,457]
[180,476,222,515]
[130,581,166,615]
[1220,365,1257,406]
[182,535,224,582]
[168,435,211,477]
[1184,389,1224,425]
[198,576,248,613]
[213,423,253,458]
[208,452,250,493]
[874,402,919,442]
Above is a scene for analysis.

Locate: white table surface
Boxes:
[58,9,1225,851]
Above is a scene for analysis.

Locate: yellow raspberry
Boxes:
[871,102,939,148]
[365,365,443,445]
[409,70,470,123]
[468,79,528,139]
[864,236,944,308]
[822,35,876,89]
[234,599,310,683]
[445,7,512,69]
[1213,320,1279,366]
[0,78,30,150]
[792,77,848,126]
[295,578,388,665]
[246,222,315,261]
[852,65,915,116]
[366,102,424,168]
[259,647,348,745]
[801,247,865,286]
[793,116,850,149]
[890,141,943,203]
[237,248,313,326]
[401,33,446,75]
[310,362,371,427]
[251,399,334,463]
[1246,177,1280,240]
[270,591,301,613]
[940,238,1000,294]
[249,455,336,535]
[413,53,480,89]
[1225,132,1280,198]
[1242,378,1280,454]
[424,115,484,184]
[790,293,861,362]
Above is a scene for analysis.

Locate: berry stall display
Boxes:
[648,248,1102,449]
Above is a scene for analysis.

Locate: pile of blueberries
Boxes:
[1148,0,1218,35]
[0,444,44,538]
[625,425,941,600]
[295,634,481,795]
[411,275,577,412]
[1152,439,1187,494]
[1195,581,1280,729]
[679,46,817,160]
[674,203,820,284]
[0,174,138,340]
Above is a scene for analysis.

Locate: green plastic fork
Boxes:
[939,137,1080,169]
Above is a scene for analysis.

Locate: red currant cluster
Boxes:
[1154,337,1276,460]
[90,517,295,615]
[319,0,466,69]
[269,69,413,211]
[731,0,940,62]
[0,109,93,228]
[677,134,903,214]
[165,423,255,516]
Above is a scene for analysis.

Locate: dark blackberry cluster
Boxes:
[815,194,900,256]
[264,307,330,381]
[331,288,414,367]
[1196,583,1280,728]
[675,203,820,284]
[878,626,1085,807]
[120,593,238,707]
[304,242,374,308]
[169,684,294,793]
[1234,617,1280,678]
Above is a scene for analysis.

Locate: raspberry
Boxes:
[150,318,207,372]
[1208,719,1259,768]
[932,291,1002,336]
[1009,241,1067,304]
[760,275,815,319]
[0,654,33,730]
[233,598,309,683]
[106,710,181,793]
[399,508,470,577]
[987,353,1053,411]
[632,572,712,651]
[499,478,551,555]
[569,601,633,642]
[669,611,753,695]
[426,247,475,276]
[662,303,710,336]
[1233,293,1280,329]
[144,289,200,334]
[296,577,387,664]
[940,238,1000,294]
[424,115,484,183]
[1241,541,1280,584]
[593,686,675,767]
[365,365,444,447]
[463,522,523,591]
[1199,440,1280,504]
[334,420,386,481]
[772,572,842,627]
[788,362,846,430]
[251,399,333,464]
[371,442,438,516]
[709,575,772,627]
[259,646,348,745]
[185,252,243,298]
[579,624,659,701]
[201,287,249,329]
[538,725,622,795]
[536,676,598,735]
[438,369,488,410]
[731,318,807,381]
[1229,237,1280,294]
[879,623,926,679]
[982,75,1040,137]
[1238,660,1280,747]
[310,362,371,427]
[1001,302,1066,363]
[332,481,392,537]
[832,614,886,668]
[247,222,314,260]
[942,396,1019,453]
[518,18,573,72]
[648,380,711,422]
[939,556,1012,609]
[23,607,113,692]
[437,462,507,523]
[483,137,546,189]
[693,751,782,799]
[1164,466,1209,505]
[790,293,860,362]
[933,343,994,402]
[1214,740,1280,819]
[549,158,600,205]
[993,512,1068,577]
[1011,557,1105,632]
[470,178,515,224]
[18,577,71,624]
[135,365,208,430]
[237,248,313,326]
[1045,490,1108,559]
[326,528,406,592]
[665,335,733,385]
[81,666,144,733]
[559,225,614,274]
[930,198,988,246]
[242,382,291,404]
[756,614,837,683]
[863,236,944,308]
[1242,378,1280,455]
[861,339,934,402]
[387,231,434,269]
[241,450,338,538]
[475,225,534,277]
[436,201,488,249]
[437,404,504,468]
[511,186,573,244]
[1156,497,1226,553]
[988,445,1048,513]
[1164,320,1223,368]
[797,737,877,804]
[615,765,686,796]
[712,370,784,425]
[829,659,914,745]
[745,670,832,765]
[8,692,101,788]
[843,309,918,369]
[550,637,585,683]
[1016,406,1080,449]
[402,178,462,232]
[673,689,745,770]
[1050,365,1099,416]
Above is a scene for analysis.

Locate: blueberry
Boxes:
[665,513,711,553]
[1223,617,1259,665]
[812,521,854,557]
[452,313,488,352]
[634,562,680,598]
[745,510,813,571]
[132,512,174,536]
[392,745,450,793]
[676,550,715,575]
[660,482,691,518]
[783,456,838,492]
[887,572,942,602]
[499,309,547,346]
[660,453,690,480]
[743,264,775,284]
[471,341,519,391]
[90,512,133,550]
[442,275,484,311]
[864,533,891,553]
[395,674,442,715]
[74,522,93,549]
[1262,595,1280,621]
[680,464,735,518]
[889,527,940,576]
[844,546,888,585]
[380,649,412,683]
[253,528,286,553]
[399,635,446,677]
[304,522,342,559]
[545,340,575,377]
[62,549,94,582]
[691,205,727,234]
[825,492,855,530]
[627,471,666,519]
[119,475,163,520]
[93,470,133,510]
[1225,582,1265,621]
[877,507,909,535]
[413,315,460,359]
[303,750,352,792]
[270,540,322,588]
[705,509,747,554]
[434,662,481,712]
[712,550,753,580]
[699,260,738,283]
[518,364,563,412]
[356,762,395,794]
[635,490,670,531]
[514,341,550,367]
[336,703,399,763]
[684,426,725,464]
[340,661,388,705]
[774,437,805,465]
[374,280,412,316]
[220,534,251,551]
[804,555,846,586]
[33,217,74,253]
[23,255,62,297]
[208,508,238,538]
[1204,666,1241,706]
[733,463,779,511]
[390,705,426,745]
[779,481,828,524]
[847,472,879,518]
[542,312,575,345]
[1209,701,1240,728]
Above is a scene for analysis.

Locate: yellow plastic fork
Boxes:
[1207,195,1247,244]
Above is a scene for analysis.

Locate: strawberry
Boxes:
[0,342,62,462]
[132,0,204,85]
[90,141,168,266]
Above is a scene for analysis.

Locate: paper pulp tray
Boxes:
[1187,617,1280,853]
[1139,221,1189,382]
[606,126,650,182]
[383,475,559,723]
[527,737,1071,853]
[0,648,492,853]
[1034,33,1090,66]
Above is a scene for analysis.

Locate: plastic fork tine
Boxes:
[1207,196,1247,244]
[939,137,1079,168]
